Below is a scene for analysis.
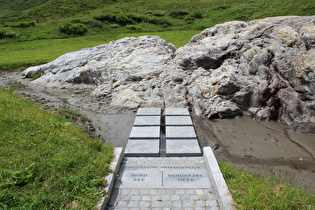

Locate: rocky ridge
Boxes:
[23,16,315,128]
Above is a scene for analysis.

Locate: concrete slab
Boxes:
[137,108,161,116]
[203,147,235,210]
[166,126,197,138]
[165,116,193,125]
[133,116,161,126]
[166,139,201,155]
[98,148,124,210]
[125,140,160,157]
[165,108,190,116]
[129,126,160,139]
[119,164,211,188]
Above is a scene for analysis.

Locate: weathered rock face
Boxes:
[23,16,315,127]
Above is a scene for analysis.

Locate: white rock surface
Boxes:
[23,16,315,126]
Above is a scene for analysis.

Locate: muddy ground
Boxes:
[1,71,314,193]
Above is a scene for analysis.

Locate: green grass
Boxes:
[0,87,114,209]
[220,163,315,209]
[0,0,314,70]
[0,30,199,71]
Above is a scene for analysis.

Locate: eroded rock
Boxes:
[23,16,315,126]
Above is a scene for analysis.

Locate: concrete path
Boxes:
[108,157,219,209]
[99,108,234,210]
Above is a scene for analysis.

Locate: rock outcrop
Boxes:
[23,16,315,127]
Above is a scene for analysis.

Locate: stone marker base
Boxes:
[125,139,160,157]
[125,108,202,157]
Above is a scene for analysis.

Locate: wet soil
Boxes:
[193,115,315,193]
[1,71,314,193]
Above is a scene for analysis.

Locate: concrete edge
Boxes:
[203,147,235,210]
[97,147,124,210]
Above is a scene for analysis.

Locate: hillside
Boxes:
[1,0,314,21]
[0,0,314,71]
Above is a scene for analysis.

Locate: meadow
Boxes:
[0,88,114,209]
[0,0,314,70]
[220,163,314,209]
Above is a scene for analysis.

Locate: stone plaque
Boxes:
[165,108,190,116]
[133,116,161,126]
[165,116,193,125]
[137,108,161,116]
[119,165,211,188]
[125,139,160,157]
[166,126,197,138]
[166,139,201,155]
[129,126,160,139]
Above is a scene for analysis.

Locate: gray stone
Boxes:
[203,147,234,210]
[140,189,149,195]
[183,201,194,208]
[142,196,151,201]
[166,139,201,155]
[134,116,161,126]
[121,189,130,195]
[129,126,160,139]
[162,201,172,207]
[139,201,150,208]
[165,116,193,125]
[166,126,197,138]
[196,200,206,207]
[127,201,139,208]
[171,195,180,201]
[119,164,211,188]
[116,201,127,207]
[165,108,190,116]
[161,195,170,200]
[130,189,140,195]
[125,140,160,156]
[152,200,162,207]
[173,201,182,207]
[137,108,161,116]
[23,17,315,127]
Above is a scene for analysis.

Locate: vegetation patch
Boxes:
[169,9,190,18]
[126,24,142,31]
[0,88,114,209]
[0,0,314,70]
[58,23,88,36]
[220,163,315,209]
[31,70,42,81]
[9,21,35,28]
[0,30,20,39]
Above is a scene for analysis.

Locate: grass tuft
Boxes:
[0,88,114,209]
[220,163,315,209]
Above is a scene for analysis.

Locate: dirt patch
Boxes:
[0,71,136,147]
[193,115,315,193]
[1,71,314,193]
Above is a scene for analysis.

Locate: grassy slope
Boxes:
[0,30,200,70]
[220,163,315,209]
[0,88,114,209]
[0,0,314,70]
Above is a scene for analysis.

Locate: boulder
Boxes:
[23,16,315,126]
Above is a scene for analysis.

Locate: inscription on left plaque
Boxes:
[119,165,211,188]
